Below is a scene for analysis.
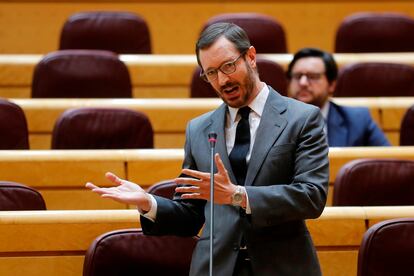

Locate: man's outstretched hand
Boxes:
[85,172,152,212]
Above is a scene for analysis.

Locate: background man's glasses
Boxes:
[200,51,246,82]
[291,72,325,83]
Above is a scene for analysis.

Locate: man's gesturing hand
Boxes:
[175,153,238,205]
[85,172,152,211]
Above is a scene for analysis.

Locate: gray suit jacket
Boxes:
[141,88,329,276]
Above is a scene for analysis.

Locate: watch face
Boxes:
[233,193,243,202]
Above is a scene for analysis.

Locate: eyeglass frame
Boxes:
[200,50,247,83]
[290,72,326,83]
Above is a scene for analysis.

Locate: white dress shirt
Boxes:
[142,83,270,219]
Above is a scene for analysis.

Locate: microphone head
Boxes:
[208,132,217,147]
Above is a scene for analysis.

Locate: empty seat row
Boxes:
[58,11,414,54]
[29,49,414,98]
[0,99,153,150]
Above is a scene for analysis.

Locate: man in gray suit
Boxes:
[87,23,329,276]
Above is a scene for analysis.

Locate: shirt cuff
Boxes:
[138,194,158,222]
[240,186,251,214]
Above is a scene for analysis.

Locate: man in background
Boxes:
[287,47,390,147]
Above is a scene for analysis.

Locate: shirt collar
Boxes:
[228,83,269,122]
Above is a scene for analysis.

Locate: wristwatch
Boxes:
[231,186,244,206]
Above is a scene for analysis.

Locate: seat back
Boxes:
[335,12,414,53]
[147,179,177,199]
[60,11,151,54]
[52,108,153,149]
[0,181,46,210]
[83,229,197,276]
[0,99,29,149]
[190,58,287,97]
[358,218,414,276]
[202,13,287,53]
[400,105,414,145]
[333,159,414,206]
[32,50,132,98]
[334,62,414,97]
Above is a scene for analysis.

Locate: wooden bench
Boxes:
[10,97,414,149]
[0,206,413,276]
[0,147,413,209]
[2,53,414,98]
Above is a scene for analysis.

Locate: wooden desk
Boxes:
[0,147,414,209]
[10,97,414,149]
[0,206,413,276]
[2,53,414,98]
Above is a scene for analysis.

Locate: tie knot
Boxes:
[238,106,251,120]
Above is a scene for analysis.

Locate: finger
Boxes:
[181,168,209,180]
[105,172,124,185]
[215,153,229,175]
[175,186,200,193]
[85,182,99,189]
[180,193,202,199]
[174,177,202,186]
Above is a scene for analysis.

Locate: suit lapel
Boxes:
[245,89,288,186]
[202,103,236,180]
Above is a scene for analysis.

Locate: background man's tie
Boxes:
[229,106,251,186]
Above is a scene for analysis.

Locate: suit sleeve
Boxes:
[141,121,206,236]
[246,107,329,228]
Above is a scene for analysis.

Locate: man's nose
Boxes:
[217,71,230,86]
[299,74,309,86]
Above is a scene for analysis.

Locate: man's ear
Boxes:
[328,80,336,97]
[246,46,257,68]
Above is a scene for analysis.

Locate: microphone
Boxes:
[208,132,217,276]
[208,132,217,148]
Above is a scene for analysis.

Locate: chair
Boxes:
[32,50,132,98]
[202,13,287,53]
[52,107,153,149]
[334,62,414,97]
[60,11,151,54]
[400,105,414,145]
[0,99,29,149]
[358,218,414,276]
[335,12,414,53]
[83,228,198,276]
[190,58,287,97]
[333,159,414,206]
[0,181,46,210]
[147,179,177,199]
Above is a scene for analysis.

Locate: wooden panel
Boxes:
[40,190,127,210]
[318,250,358,276]
[0,256,84,276]
[0,1,414,54]
[0,151,125,188]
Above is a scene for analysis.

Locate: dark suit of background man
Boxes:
[87,23,329,276]
[287,47,390,147]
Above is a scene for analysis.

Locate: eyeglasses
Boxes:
[290,72,325,83]
[200,51,246,82]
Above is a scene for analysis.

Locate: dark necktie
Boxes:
[229,106,251,186]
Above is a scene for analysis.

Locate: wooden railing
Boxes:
[0,147,413,209]
[9,97,414,149]
[0,206,413,276]
[1,53,414,98]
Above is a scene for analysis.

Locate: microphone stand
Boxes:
[208,132,217,276]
